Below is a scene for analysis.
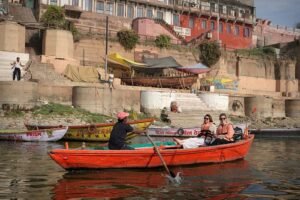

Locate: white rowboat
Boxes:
[0,127,68,142]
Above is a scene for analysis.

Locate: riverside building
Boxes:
[38,0,256,49]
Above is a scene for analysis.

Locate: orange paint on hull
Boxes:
[49,135,254,170]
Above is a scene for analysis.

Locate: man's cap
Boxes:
[117,112,129,120]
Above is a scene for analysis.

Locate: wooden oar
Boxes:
[146,132,181,183]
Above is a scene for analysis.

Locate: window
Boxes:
[244,27,250,37]
[235,25,240,36]
[173,14,180,26]
[157,11,164,19]
[84,0,92,11]
[210,21,215,30]
[227,24,231,33]
[50,0,57,5]
[137,7,144,17]
[189,17,194,29]
[211,3,216,12]
[117,4,124,16]
[96,1,104,13]
[219,22,223,33]
[147,8,153,18]
[127,5,134,18]
[201,20,207,29]
[220,5,227,14]
[106,3,113,15]
[72,0,79,6]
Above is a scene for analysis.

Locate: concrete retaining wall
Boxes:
[198,93,229,111]
[0,81,38,110]
[244,96,273,118]
[141,91,176,115]
[272,99,286,118]
[72,87,141,116]
[43,29,74,59]
[286,99,300,118]
[37,85,73,105]
[0,21,25,53]
[0,82,73,110]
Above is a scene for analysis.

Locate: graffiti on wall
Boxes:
[205,78,239,91]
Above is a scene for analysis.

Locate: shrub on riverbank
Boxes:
[32,103,111,123]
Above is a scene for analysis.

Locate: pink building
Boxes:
[254,19,300,47]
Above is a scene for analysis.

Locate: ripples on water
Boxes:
[0,137,299,199]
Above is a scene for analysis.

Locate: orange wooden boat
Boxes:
[49,135,254,170]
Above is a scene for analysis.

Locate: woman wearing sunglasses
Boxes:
[210,113,235,145]
[173,114,216,149]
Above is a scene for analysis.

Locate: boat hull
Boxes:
[146,127,201,137]
[146,124,247,137]
[121,76,198,89]
[49,135,254,169]
[0,127,68,142]
[26,119,154,142]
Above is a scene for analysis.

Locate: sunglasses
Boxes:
[220,117,226,120]
[204,117,209,120]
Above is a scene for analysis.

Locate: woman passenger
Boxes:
[173,114,216,149]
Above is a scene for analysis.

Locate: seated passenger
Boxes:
[108,112,146,150]
[210,113,234,146]
[173,114,216,149]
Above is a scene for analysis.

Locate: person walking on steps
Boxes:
[11,57,24,81]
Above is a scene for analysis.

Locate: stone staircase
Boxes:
[0,51,29,81]
[167,93,225,128]
[175,93,209,111]
[168,110,223,128]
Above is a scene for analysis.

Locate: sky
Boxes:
[254,0,300,28]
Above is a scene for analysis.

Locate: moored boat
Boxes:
[0,127,68,142]
[146,124,246,137]
[49,135,254,170]
[25,118,154,142]
[146,126,201,137]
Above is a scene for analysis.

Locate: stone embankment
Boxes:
[1,109,300,130]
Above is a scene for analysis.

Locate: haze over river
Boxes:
[0,137,299,199]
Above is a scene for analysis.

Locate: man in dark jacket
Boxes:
[108,112,146,150]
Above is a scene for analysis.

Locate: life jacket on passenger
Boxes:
[216,123,235,142]
[197,123,211,137]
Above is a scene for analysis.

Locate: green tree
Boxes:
[40,5,80,41]
[199,41,221,67]
[117,29,139,50]
[155,34,171,49]
[41,5,65,29]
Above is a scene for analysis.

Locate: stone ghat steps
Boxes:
[168,111,224,128]
[0,51,29,81]
[174,93,211,111]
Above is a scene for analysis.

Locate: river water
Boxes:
[0,137,299,199]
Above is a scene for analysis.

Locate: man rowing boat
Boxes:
[108,112,146,150]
